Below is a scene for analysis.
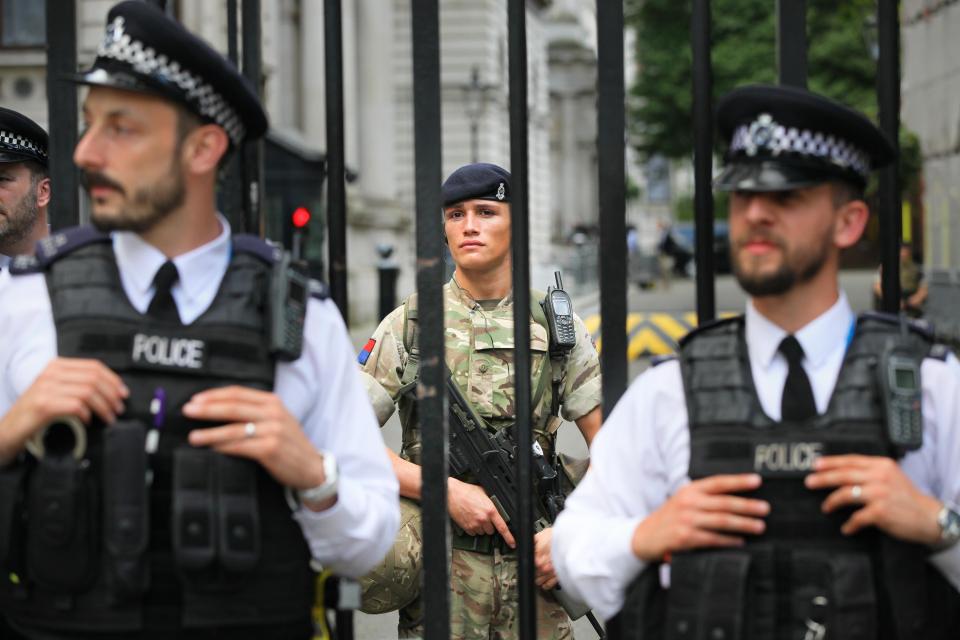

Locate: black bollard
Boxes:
[377,244,399,321]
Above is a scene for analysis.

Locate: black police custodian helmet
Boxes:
[441,163,511,208]
[72,1,267,146]
[714,84,895,193]
[0,107,48,167]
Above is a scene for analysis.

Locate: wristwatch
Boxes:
[298,452,338,505]
[936,505,960,549]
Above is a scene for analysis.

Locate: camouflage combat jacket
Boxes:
[359,277,601,465]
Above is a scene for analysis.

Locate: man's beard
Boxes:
[731,229,831,297]
[0,186,39,253]
[84,160,186,234]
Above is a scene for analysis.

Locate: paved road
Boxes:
[350,269,877,638]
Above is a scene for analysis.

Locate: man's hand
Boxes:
[631,474,769,562]
[0,358,128,462]
[805,454,942,545]
[184,386,333,509]
[447,477,516,548]
[534,527,558,590]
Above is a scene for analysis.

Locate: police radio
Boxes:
[269,251,310,361]
[878,330,924,453]
[542,271,577,354]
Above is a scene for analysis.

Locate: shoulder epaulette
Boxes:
[929,344,953,362]
[678,314,743,348]
[650,354,678,367]
[309,280,329,300]
[10,225,109,275]
[232,234,282,264]
[857,311,934,340]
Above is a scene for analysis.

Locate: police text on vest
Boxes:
[753,442,823,473]
[132,333,205,369]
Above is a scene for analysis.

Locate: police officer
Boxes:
[0,3,398,638]
[0,107,49,270]
[552,85,960,638]
[358,163,602,639]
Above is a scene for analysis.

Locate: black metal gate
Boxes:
[41,1,905,638]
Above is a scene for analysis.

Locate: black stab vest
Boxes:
[0,229,315,638]
[609,314,960,640]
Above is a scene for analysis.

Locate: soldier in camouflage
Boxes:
[358,163,602,639]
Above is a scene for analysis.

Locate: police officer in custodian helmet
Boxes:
[0,3,399,638]
[551,85,960,639]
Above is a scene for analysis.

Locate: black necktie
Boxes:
[148,261,181,323]
[779,335,817,421]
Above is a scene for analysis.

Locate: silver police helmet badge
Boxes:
[496,182,505,201]
[746,113,777,157]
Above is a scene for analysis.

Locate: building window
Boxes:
[1,0,46,48]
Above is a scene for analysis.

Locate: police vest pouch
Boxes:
[792,549,877,640]
[173,447,216,572]
[216,455,260,575]
[0,462,27,571]
[26,454,99,592]
[665,550,750,640]
[103,421,150,601]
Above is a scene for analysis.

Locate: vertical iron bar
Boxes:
[691,0,716,323]
[776,0,807,87]
[410,3,449,639]
[45,0,78,230]
[222,0,244,234]
[877,0,900,312]
[241,0,264,236]
[507,2,535,637]
[597,0,627,415]
[325,0,348,321]
[227,0,239,76]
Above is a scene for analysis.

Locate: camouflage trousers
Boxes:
[398,547,572,640]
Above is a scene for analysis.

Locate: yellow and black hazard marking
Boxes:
[584,312,736,358]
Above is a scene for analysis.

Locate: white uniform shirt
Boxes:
[552,293,960,621]
[0,217,400,578]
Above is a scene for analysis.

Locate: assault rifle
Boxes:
[446,371,605,638]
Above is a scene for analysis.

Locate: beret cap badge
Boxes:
[496,182,505,201]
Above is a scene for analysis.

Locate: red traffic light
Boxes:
[292,207,311,229]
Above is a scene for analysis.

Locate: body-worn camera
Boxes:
[269,251,311,361]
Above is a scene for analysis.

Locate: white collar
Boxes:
[112,214,231,305]
[746,292,854,370]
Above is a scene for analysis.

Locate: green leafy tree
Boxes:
[627,0,919,197]
[628,0,878,156]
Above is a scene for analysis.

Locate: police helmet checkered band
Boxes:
[729,113,871,181]
[715,84,895,192]
[95,16,245,145]
[0,107,49,166]
[74,1,268,146]
[0,130,47,161]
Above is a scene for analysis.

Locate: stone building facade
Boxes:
[902,0,960,342]
[0,0,608,324]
